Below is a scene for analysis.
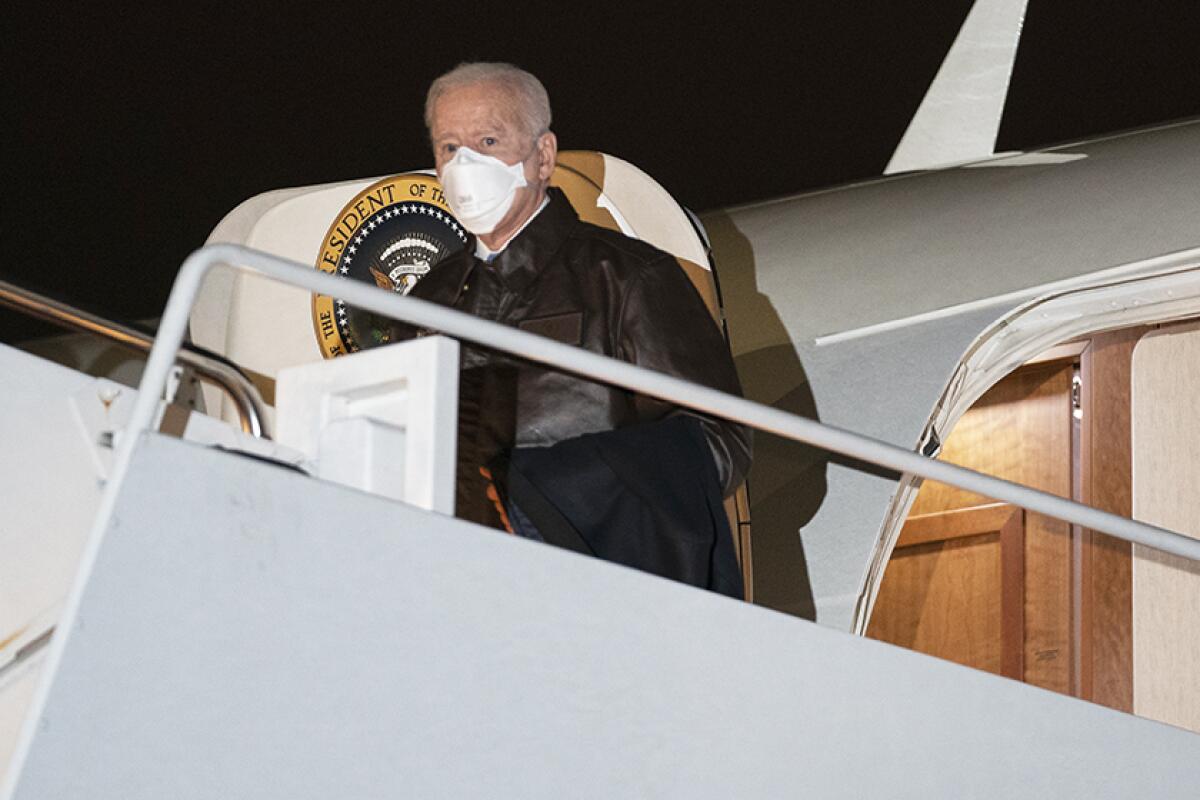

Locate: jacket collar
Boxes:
[480,186,578,296]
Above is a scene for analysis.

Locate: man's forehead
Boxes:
[431,81,523,134]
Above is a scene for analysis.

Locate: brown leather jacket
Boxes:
[402,187,752,496]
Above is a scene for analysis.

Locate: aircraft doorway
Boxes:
[867,329,1150,708]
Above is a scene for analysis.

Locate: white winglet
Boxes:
[885,0,1029,174]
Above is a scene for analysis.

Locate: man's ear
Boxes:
[536,131,558,181]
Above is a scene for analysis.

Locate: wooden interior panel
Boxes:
[1022,510,1072,692]
[910,363,1071,513]
[999,510,1026,680]
[870,504,1024,679]
[870,335,1155,707]
[899,503,1013,548]
[869,534,1004,674]
[907,362,1074,692]
[1078,329,1140,711]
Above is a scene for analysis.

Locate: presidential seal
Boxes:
[312,174,468,358]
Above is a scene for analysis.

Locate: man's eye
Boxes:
[444,143,458,154]
[482,137,497,147]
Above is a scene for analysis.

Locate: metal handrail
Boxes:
[110,244,1200,563]
[0,278,269,439]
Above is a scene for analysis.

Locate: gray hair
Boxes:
[424,62,552,141]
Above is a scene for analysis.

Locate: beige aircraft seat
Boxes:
[193,152,752,594]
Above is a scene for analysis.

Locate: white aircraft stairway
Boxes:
[4,425,1199,798]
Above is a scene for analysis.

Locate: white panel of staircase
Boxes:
[275,335,459,513]
[8,434,1199,798]
[0,345,115,654]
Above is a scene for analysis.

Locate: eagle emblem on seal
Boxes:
[312,174,467,358]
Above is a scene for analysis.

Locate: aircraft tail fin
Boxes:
[884,0,1029,174]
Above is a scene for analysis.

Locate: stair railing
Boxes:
[0,278,268,439]
[109,244,1200,563]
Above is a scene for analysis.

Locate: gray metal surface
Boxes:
[10,434,1200,798]
[710,120,1200,346]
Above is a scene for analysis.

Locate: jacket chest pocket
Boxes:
[518,311,583,346]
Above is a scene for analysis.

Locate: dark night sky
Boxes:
[4,1,1198,343]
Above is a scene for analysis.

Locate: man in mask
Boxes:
[407,62,751,596]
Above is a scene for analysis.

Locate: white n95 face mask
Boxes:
[440,147,528,235]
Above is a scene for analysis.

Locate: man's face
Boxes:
[429,80,555,186]
[428,80,557,244]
